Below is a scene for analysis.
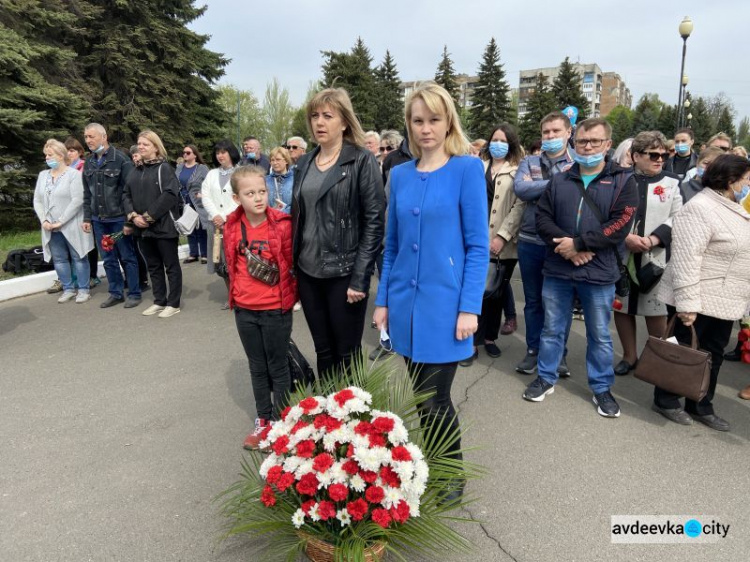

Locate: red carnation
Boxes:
[333,388,355,407]
[743,352,750,364]
[301,499,316,515]
[354,421,373,436]
[317,500,336,521]
[368,433,387,448]
[313,414,330,430]
[272,435,290,456]
[291,420,309,434]
[276,471,295,492]
[327,483,349,502]
[360,470,378,484]
[299,397,319,413]
[346,443,355,458]
[260,485,276,507]
[390,500,410,523]
[379,466,401,488]
[372,416,395,434]
[280,406,291,421]
[295,440,316,459]
[613,299,623,311]
[259,424,272,442]
[266,465,283,485]
[346,498,368,521]
[365,485,385,504]
[296,473,320,496]
[391,446,412,462]
[342,460,360,475]
[371,507,392,528]
[739,328,750,342]
[312,453,335,473]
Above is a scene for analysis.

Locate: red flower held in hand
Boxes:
[260,485,276,507]
[613,299,623,311]
[390,500,410,524]
[296,473,320,496]
[317,500,336,521]
[266,465,283,485]
[371,507,392,528]
[346,498,368,521]
[333,388,355,407]
[272,435,290,456]
[100,232,124,252]
[295,439,316,459]
[365,485,385,504]
[391,446,412,462]
[371,416,395,434]
[327,483,349,502]
[299,397,319,413]
[276,472,295,492]
[312,453,334,473]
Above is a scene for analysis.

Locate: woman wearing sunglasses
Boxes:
[176,145,209,263]
[378,130,403,164]
[613,131,683,376]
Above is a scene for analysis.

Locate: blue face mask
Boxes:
[675,143,690,156]
[246,152,256,160]
[93,144,105,154]
[46,159,59,169]
[735,184,750,203]
[695,166,704,178]
[489,141,509,159]
[541,138,565,154]
[573,151,605,168]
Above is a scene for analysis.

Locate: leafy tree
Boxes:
[551,57,589,119]
[373,50,403,131]
[469,38,513,138]
[605,105,634,147]
[321,37,376,130]
[689,97,713,145]
[716,106,737,141]
[519,73,557,148]
[290,82,321,143]
[216,84,264,149]
[434,45,460,111]
[630,94,661,135]
[737,117,750,151]
[263,78,296,149]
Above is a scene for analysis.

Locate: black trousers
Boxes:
[653,307,734,416]
[475,259,517,344]
[234,307,293,421]
[297,269,367,378]
[405,358,462,461]
[138,237,182,307]
[87,246,99,279]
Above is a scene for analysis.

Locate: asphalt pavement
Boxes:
[1,265,748,562]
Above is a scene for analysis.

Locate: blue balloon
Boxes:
[563,106,579,125]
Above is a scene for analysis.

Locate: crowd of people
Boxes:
[33,83,750,499]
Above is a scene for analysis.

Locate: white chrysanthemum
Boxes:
[329,461,348,484]
[404,443,425,462]
[300,396,326,416]
[336,508,351,527]
[413,460,429,485]
[282,455,302,474]
[328,425,354,445]
[292,424,315,442]
[401,479,426,501]
[294,459,315,479]
[326,387,373,419]
[322,432,339,452]
[349,474,366,493]
[382,485,404,509]
[406,499,420,518]
[317,469,334,487]
[292,509,306,529]
[354,445,389,472]
[309,503,321,522]
[259,454,280,478]
[391,460,415,482]
[285,405,304,423]
[387,422,409,445]
[351,434,370,450]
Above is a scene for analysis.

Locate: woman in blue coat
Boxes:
[373,83,488,501]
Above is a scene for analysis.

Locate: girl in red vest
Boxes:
[224,166,298,449]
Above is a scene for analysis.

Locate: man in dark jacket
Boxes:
[82,123,141,308]
[663,127,697,180]
[240,136,271,173]
[522,118,638,419]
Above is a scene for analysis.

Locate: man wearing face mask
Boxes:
[513,111,575,376]
[81,123,141,309]
[523,118,638,418]
[240,136,271,173]
[664,128,697,181]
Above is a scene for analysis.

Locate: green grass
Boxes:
[0,230,42,280]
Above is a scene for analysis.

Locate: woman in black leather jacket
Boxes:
[292,88,385,378]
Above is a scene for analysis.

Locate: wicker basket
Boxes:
[298,532,386,562]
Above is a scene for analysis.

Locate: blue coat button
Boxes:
[412,207,420,215]
[410,279,417,287]
[412,243,418,251]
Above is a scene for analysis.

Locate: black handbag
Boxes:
[484,258,507,300]
[635,258,664,293]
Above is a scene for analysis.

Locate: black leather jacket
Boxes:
[292,142,385,292]
[82,147,134,221]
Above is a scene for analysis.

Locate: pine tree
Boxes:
[551,57,590,119]
[715,106,737,141]
[657,104,677,139]
[321,38,377,130]
[605,106,634,147]
[434,46,460,111]
[689,97,712,145]
[468,38,513,138]
[630,94,661,136]
[738,117,750,148]
[519,73,557,148]
[373,50,403,131]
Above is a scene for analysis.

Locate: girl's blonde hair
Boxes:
[230,165,267,195]
[137,130,168,160]
[44,138,68,163]
[306,88,365,147]
[405,82,470,159]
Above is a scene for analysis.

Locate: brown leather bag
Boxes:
[634,316,712,402]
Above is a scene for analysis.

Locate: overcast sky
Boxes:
[190,0,749,127]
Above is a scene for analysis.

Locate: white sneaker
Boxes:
[75,292,91,304]
[293,301,302,311]
[58,290,76,303]
[158,306,181,318]
[142,304,166,316]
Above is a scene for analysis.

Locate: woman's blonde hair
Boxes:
[137,130,168,160]
[306,88,365,147]
[269,146,292,167]
[44,138,68,163]
[230,165,267,195]
[405,82,470,159]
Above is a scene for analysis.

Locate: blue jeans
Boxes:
[187,223,207,258]
[92,218,141,299]
[517,241,572,353]
[49,231,90,292]
[537,276,615,394]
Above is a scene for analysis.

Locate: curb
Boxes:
[0,244,191,303]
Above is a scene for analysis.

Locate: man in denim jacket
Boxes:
[81,123,141,308]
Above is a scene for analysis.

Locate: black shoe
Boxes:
[557,356,571,378]
[614,359,637,376]
[124,296,142,309]
[369,344,395,361]
[459,349,479,367]
[183,256,198,264]
[141,283,151,293]
[593,391,621,418]
[522,376,555,402]
[724,343,742,362]
[651,403,693,425]
[691,413,730,432]
[100,296,124,308]
[516,350,538,374]
[483,341,501,358]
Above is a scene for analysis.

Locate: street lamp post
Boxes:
[676,16,694,129]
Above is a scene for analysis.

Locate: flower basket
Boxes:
[298,532,385,562]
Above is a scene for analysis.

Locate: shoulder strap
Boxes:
[573,176,624,267]
[240,219,248,251]
[156,164,177,222]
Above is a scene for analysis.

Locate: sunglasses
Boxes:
[379,146,395,153]
[285,145,300,151]
[182,151,192,155]
[717,146,731,152]
[641,151,670,162]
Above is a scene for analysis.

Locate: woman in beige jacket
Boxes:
[462,123,525,365]
[654,154,750,431]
